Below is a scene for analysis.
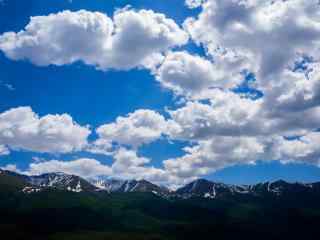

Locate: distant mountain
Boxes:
[175,179,236,199]
[0,170,97,193]
[175,178,320,199]
[117,179,170,195]
[89,178,170,195]
[1,169,320,199]
[28,172,98,192]
[90,177,125,192]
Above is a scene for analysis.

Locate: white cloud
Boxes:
[19,148,171,186]
[272,132,320,165]
[184,0,320,86]
[27,158,112,178]
[111,147,168,182]
[163,85,320,180]
[167,89,264,140]
[0,10,114,67]
[163,131,320,180]
[185,0,205,9]
[0,106,90,153]
[5,130,320,187]
[86,86,320,183]
[1,164,20,172]
[0,9,188,71]
[167,88,320,139]
[95,109,168,149]
[0,81,15,91]
[108,8,188,70]
[113,147,150,169]
[155,51,244,99]
[264,62,320,114]
[164,136,265,179]
[0,144,9,156]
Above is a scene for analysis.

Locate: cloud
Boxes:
[164,136,265,179]
[184,0,320,86]
[0,81,15,91]
[167,87,320,139]
[155,51,244,99]
[263,62,320,114]
[110,148,194,187]
[19,148,172,185]
[0,106,90,154]
[158,3,320,179]
[0,89,318,186]
[5,129,320,187]
[163,86,320,180]
[111,147,168,182]
[94,109,168,149]
[0,144,9,156]
[272,132,320,166]
[109,8,188,70]
[1,164,20,172]
[185,0,205,9]
[166,89,263,139]
[0,9,188,71]
[163,131,320,180]
[27,158,112,178]
[0,10,113,67]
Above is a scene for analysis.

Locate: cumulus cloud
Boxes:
[27,158,112,178]
[1,164,20,172]
[111,147,168,182]
[0,144,9,156]
[109,8,188,70]
[163,131,320,181]
[166,89,264,139]
[163,87,320,180]
[20,148,172,186]
[272,132,320,165]
[0,10,113,66]
[155,51,244,99]
[0,9,188,71]
[94,109,168,149]
[185,0,205,9]
[264,62,320,114]
[158,1,320,181]
[164,132,320,182]
[164,136,265,179]
[167,89,320,140]
[184,0,320,86]
[0,106,90,154]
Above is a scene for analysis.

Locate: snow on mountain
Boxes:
[89,177,125,192]
[174,179,319,199]
[117,180,170,195]
[175,179,234,199]
[27,172,97,192]
[89,178,170,195]
[2,169,320,199]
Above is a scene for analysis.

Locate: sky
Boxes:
[0,0,320,187]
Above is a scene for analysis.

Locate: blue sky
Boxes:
[0,0,320,186]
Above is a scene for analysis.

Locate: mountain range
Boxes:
[1,168,319,199]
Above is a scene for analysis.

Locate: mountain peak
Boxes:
[28,171,97,192]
